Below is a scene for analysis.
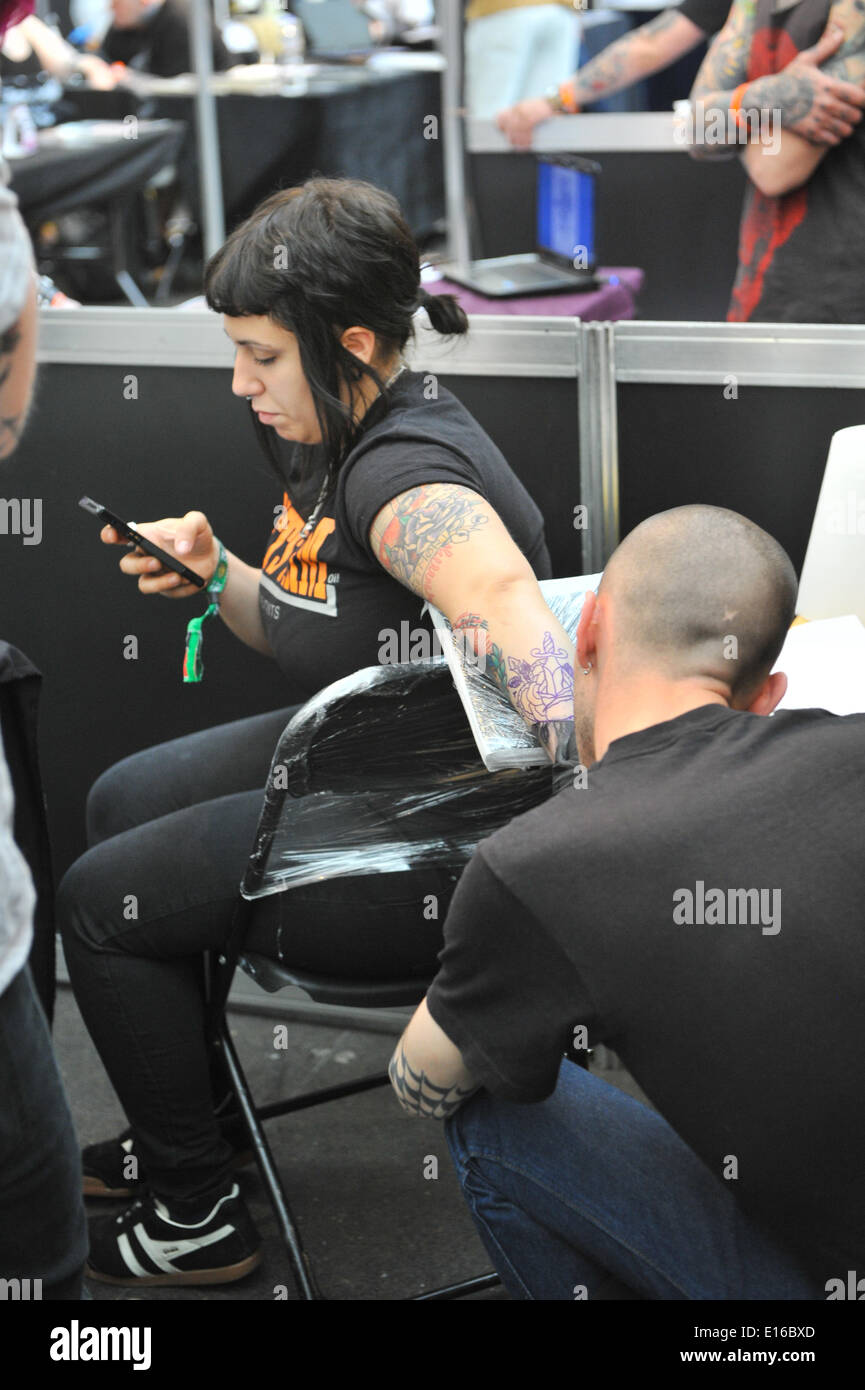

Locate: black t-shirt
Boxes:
[427,703,865,1284]
[103,0,232,76]
[729,0,865,323]
[258,370,552,700]
[675,0,732,36]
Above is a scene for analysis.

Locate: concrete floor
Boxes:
[53,981,648,1303]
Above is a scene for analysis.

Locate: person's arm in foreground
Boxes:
[370,482,574,761]
[0,277,37,460]
[498,9,707,148]
[100,511,272,656]
[688,0,865,182]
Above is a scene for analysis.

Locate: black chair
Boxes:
[204,657,555,1300]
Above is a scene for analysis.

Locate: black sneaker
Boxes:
[83,1126,254,1199]
[85,1183,262,1286]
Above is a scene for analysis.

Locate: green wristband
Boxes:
[183,539,227,683]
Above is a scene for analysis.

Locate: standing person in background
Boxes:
[496,0,731,146]
[464,0,582,119]
[0,0,89,1300]
[102,0,232,76]
[687,0,865,322]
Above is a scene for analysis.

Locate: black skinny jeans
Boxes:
[58,707,457,1209]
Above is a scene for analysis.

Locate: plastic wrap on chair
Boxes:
[241,659,554,899]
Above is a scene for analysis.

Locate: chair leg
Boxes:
[216,1015,322,1301]
[413,1273,501,1300]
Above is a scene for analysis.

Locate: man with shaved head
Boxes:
[388,505,865,1299]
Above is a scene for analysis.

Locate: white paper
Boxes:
[773,616,865,716]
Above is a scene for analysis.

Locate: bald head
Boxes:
[598,506,798,699]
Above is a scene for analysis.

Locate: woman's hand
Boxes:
[101,510,218,598]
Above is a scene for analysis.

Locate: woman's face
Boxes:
[224,315,323,445]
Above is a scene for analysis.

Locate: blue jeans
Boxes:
[445,1059,823,1301]
[0,967,88,1299]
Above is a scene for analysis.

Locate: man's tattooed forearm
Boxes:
[388,1043,477,1119]
[575,10,680,102]
[375,485,488,601]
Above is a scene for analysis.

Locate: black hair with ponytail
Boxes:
[203,177,468,485]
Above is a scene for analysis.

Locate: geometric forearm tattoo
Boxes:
[388,1042,479,1120]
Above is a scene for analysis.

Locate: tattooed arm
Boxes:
[741,7,865,195]
[389,998,478,1119]
[0,276,37,461]
[688,1,865,163]
[370,483,575,761]
[497,10,707,148]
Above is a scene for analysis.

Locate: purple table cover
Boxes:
[425,266,643,320]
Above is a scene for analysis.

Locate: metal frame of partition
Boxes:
[36,307,865,576]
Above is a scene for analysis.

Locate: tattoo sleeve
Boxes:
[688,0,760,156]
[370,483,575,756]
[574,11,684,106]
[372,483,488,603]
[388,1041,479,1119]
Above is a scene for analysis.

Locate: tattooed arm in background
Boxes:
[0,276,37,460]
[688,0,865,169]
[497,9,708,149]
[389,999,478,1119]
[370,483,575,762]
[740,5,865,194]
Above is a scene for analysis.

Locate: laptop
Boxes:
[445,155,602,298]
[293,0,376,62]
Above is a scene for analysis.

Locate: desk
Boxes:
[7,118,186,222]
[9,119,186,303]
[58,68,445,235]
[427,267,643,321]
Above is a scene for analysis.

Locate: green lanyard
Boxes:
[183,540,228,683]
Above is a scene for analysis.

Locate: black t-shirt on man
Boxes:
[258,369,552,701]
[427,702,865,1286]
[675,0,732,36]
[103,0,232,76]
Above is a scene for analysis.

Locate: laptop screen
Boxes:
[293,0,373,55]
[536,160,595,270]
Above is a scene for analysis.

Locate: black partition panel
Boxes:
[0,363,580,875]
[0,364,290,877]
[436,375,583,581]
[617,383,865,573]
[469,152,746,321]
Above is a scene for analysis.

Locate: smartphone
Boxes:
[79,496,206,589]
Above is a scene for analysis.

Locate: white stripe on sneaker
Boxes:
[117,1232,153,1278]
[133,1222,236,1273]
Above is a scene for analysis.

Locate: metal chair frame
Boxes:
[204,659,553,1300]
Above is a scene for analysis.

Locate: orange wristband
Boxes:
[730,82,750,129]
[558,80,579,114]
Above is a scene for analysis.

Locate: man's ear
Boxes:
[745,669,788,716]
[339,325,376,365]
[575,589,598,674]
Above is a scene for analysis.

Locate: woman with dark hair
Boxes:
[60,177,575,1288]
